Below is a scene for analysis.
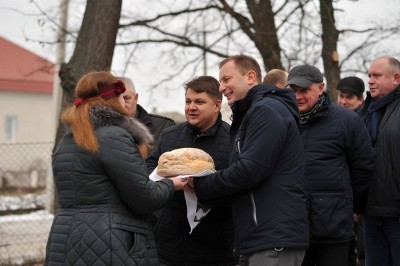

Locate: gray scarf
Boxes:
[299,94,327,126]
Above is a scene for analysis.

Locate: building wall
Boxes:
[0,91,55,143]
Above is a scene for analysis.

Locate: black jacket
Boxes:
[359,87,400,217]
[300,93,374,243]
[194,84,309,256]
[146,114,237,266]
[136,104,175,145]
[45,106,175,266]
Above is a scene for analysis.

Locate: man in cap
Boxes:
[287,64,375,266]
[337,76,365,112]
[337,76,367,266]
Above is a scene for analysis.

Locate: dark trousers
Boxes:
[301,241,356,266]
[355,219,365,266]
[239,248,305,266]
[364,215,400,266]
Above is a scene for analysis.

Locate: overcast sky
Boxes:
[1,0,399,114]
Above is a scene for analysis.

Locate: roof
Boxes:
[0,36,55,94]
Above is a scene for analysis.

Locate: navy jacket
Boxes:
[300,93,374,243]
[146,114,237,266]
[194,84,309,255]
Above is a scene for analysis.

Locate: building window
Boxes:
[5,115,17,142]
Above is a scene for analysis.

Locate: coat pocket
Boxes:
[310,192,351,239]
[111,222,150,260]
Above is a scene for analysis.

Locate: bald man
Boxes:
[263,69,289,88]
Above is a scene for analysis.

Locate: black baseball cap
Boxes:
[287,64,323,88]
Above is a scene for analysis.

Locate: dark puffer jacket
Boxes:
[194,85,309,256]
[146,114,237,266]
[45,106,175,266]
[300,93,374,243]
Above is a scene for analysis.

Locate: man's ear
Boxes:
[276,83,284,89]
[247,70,257,85]
[318,83,325,95]
[215,100,222,112]
[393,72,400,87]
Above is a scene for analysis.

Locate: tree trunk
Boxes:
[54,0,122,148]
[319,0,340,100]
[246,0,284,71]
[219,0,284,72]
[51,0,122,213]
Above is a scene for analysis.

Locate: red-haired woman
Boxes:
[45,71,187,265]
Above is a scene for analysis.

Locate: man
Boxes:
[358,56,400,266]
[192,55,309,266]
[336,75,366,265]
[262,68,289,88]
[286,64,375,266]
[119,76,175,144]
[337,76,365,112]
[146,76,237,266]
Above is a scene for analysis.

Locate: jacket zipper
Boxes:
[236,137,257,225]
[250,190,257,226]
[235,138,241,154]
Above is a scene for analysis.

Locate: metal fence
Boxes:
[0,142,54,266]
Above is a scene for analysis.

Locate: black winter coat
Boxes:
[359,87,400,217]
[136,104,175,145]
[300,93,374,243]
[45,106,175,266]
[146,114,237,266]
[194,85,309,256]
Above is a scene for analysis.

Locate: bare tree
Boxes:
[117,0,329,89]
[319,0,340,99]
[54,0,122,146]
[51,0,122,213]
[116,0,399,98]
[218,0,284,70]
[29,0,400,104]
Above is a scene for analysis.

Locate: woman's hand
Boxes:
[170,177,189,191]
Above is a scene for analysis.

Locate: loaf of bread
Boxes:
[157,148,215,177]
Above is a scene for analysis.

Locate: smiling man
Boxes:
[192,55,309,266]
[145,76,237,266]
[287,64,375,266]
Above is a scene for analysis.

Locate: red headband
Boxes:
[73,80,126,106]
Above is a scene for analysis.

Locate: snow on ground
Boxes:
[0,193,47,211]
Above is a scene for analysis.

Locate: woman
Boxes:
[45,71,187,265]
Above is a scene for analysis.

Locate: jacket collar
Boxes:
[135,104,151,125]
[231,84,299,123]
[89,105,153,145]
[188,113,223,137]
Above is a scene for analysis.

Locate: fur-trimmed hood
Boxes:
[89,105,153,145]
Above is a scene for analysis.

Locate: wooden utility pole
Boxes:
[47,0,69,214]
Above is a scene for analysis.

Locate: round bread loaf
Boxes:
[157,148,215,177]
